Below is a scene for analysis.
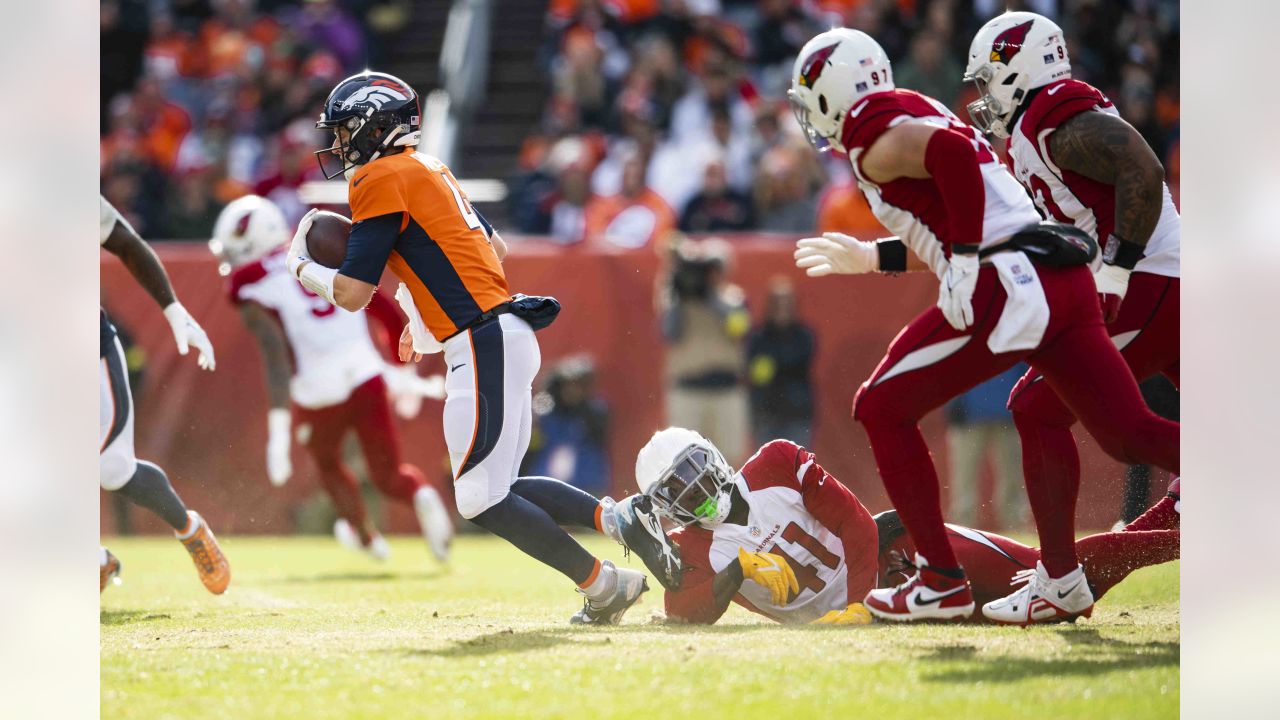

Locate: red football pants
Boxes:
[853,265,1179,571]
[293,375,432,534]
[1008,273,1180,575]
[879,524,1180,613]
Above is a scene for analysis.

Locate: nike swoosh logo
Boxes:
[1046,83,1065,95]
[353,174,368,187]
[1056,581,1081,599]
[912,585,966,607]
[450,363,465,372]
[848,99,871,118]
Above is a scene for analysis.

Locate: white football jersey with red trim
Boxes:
[842,89,1041,277]
[230,250,384,408]
[1007,79,1179,278]
[696,454,850,624]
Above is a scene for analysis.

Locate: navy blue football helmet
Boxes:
[315,71,421,180]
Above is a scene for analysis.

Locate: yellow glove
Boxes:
[738,548,800,606]
[811,602,874,626]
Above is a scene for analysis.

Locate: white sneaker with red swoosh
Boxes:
[982,561,1094,625]
[864,553,975,621]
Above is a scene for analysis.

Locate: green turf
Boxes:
[101,535,1178,720]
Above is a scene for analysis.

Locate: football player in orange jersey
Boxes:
[284,72,648,624]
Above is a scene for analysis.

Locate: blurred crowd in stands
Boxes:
[509,0,1181,246]
[100,0,409,238]
[101,0,1179,244]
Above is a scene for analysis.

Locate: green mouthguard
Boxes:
[694,496,718,519]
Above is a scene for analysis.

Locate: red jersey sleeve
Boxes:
[227,259,270,305]
[794,447,881,603]
[1021,79,1114,156]
[364,290,406,364]
[662,527,729,625]
[839,93,911,160]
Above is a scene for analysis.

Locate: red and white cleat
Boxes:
[864,553,975,621]
[982,561,1094,626]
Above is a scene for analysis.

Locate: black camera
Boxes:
[670,244,723,300]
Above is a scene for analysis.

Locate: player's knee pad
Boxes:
[1008,378,1075,429]
[454,466,506,520]
[100,449,138,492]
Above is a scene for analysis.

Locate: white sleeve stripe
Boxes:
[796,458,815,485]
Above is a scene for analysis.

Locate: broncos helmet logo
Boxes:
[990,19,1035,64]
[339,85,410,111]
[798,42,840,88]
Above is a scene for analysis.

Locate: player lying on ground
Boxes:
[100,195,230,594]
[786,28,1178,622]
[961,11,1181,624]
[209,195,453,562]
[285,71,646,623]
[628,428,1178,625]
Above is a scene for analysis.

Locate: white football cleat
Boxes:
[334,519,391,562]
[982,561,1094,626]
[413,485,454,562]
[863,553,975,622]
[570,561,649,625]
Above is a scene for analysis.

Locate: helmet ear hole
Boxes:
[818,94,828,115]
[1001,72,1020,86]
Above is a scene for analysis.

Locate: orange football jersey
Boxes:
[349,151,511,340]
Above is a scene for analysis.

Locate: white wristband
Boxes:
[298,262,338,305]
[267,408,291,437]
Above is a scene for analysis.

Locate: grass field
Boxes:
[101,534,1178,720]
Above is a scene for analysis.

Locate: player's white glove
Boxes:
[793,233,879,276]
[286,208,319,278]
[162,302,216,370]
[938,253,980,331]
[266,408,292,487]
[383,364,446,419]
[1094,264,1131,324]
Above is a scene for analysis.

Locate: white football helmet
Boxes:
[209,195,290,276]
[788,28,894,153]
[964,11,1071,138]
[635,427,734,527]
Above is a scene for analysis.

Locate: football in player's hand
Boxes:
[305,211,352,269]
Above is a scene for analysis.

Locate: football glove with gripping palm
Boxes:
[737,547,799,606]
[811,602,874,626]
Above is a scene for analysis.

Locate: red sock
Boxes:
[1076,529,1180,600]
[1126,478,1180,531]
[863,422,960,570]
[1013,408,1081,577]
[317,463,371,543]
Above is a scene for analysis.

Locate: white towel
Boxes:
[394,283,445,355]
[987,251,1050,354]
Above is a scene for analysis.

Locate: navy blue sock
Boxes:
[511,476,601,530]
[469,492,598,585]
[115,461,189,531]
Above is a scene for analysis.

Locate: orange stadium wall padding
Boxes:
[101,237,1142,536]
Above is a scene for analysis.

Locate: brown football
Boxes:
[305,211,353,269]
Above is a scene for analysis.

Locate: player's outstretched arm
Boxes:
[239,301,293,486]
[665,558,745,625]
[101,220,177,310]
[102,214,216,370]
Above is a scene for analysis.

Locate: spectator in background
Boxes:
[754,144,818,232]
[680,158,754,232]
[746,277,815,448]
[892,30,963,110]
[523,356,612,497]
[584,150,676,248]
[659,237,752,464]
[945,364,1028,530]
